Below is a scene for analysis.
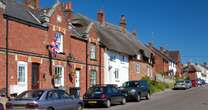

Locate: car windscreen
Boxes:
[123,81,139,88]
[15,90,44,100]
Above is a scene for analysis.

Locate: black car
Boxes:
[83,85,126,108]
[120,80,150,101]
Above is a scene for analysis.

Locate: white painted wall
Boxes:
[196,65,208,82]
[104,50,129,87]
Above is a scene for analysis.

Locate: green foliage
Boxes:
[142,76,174,95]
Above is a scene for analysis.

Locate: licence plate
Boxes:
[14,106,25,109]
[88,101,97,104]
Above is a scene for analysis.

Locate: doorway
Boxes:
[32,63,40,89]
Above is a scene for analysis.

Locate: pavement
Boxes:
[84,87,208,110]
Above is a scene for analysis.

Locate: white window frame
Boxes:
[90,70,97,86]
[136,63,141,74]
[114,68,119,79]
[17,61,28,85]
[137,54,141,60]
[55,32,63,53]
[54,66,64,87]
[90,43,96,60]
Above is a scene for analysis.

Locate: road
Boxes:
[84,87,208,110]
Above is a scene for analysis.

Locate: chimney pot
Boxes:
[97,9,105,25]
[64,2,72,19]
[131,32,137,36]
[24,0,40,9]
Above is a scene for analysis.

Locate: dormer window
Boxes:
[137,54,141,60]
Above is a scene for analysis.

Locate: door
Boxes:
[17,61,28,95]
[111,87,121,103]
[46,90,66,110]
[32,63,40,89]
[75,69,80,88]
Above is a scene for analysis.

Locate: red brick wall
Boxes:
[129,59,153,80]
[0,4,105,97]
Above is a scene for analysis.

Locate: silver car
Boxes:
[174,80,190,90]
[6,89,83,110]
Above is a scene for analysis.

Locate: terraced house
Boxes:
[145,43,182,81]
[0,0,105,96]
[0,0,155,97]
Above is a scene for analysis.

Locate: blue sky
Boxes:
[40,0,208,64]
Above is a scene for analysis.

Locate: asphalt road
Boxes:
[84,87,208,110]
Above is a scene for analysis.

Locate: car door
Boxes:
[111,87,121,103]
[138,81,148,97]
[58,90,75,110]
[46,90,66,110]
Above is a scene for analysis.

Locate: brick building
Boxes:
[129,46,154,80]
[145,43,178,80]
[0,0,104,96]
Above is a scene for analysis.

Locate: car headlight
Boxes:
[130,89,136,93]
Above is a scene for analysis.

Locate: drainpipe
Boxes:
[99,45,102,85]
[86,39,88,91]
[5,17,9,97]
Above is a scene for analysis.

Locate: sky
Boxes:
[39,0,208,64]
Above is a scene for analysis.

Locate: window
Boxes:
[147,65,152,77]
[90,70,97,86]
[114,69,119,79]
[17,62,27,84]
[110,55,116,61]
[121,56,125,62]
[54,66,64,87]
[137,54,141,60]
[136,64,140,73]
[47,91,59,100]
[55,32,63,53]
[90,43,96,60]
[111,87,119,94]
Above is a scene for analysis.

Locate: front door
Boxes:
[32,63,40,89]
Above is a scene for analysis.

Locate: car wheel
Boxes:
[77,104,83,110]
[146,93,150,100]
[136,94,141,102]
[104,100,111,108]
[121,97,126,105]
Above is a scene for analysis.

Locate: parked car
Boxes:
[83,85,126,108]
[191,80,198,87]
[120,80,150,101]
[197,79,206,87]
[6,89,83,110]
[185,80,192,88]
[174,80,190,90]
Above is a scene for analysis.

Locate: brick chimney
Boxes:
[131,32,137,36]
[24,0,40,9]
[63,2,72,19]
[120,15,126,32]
[97,9,105,25]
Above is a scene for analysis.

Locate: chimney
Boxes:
[24,0,40,9]
[64,2,72,19]
[120,15,126,32]
[147,42,153,47]
[160,47,165,52]
[131,32,137,36]
[97,9,105,25]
